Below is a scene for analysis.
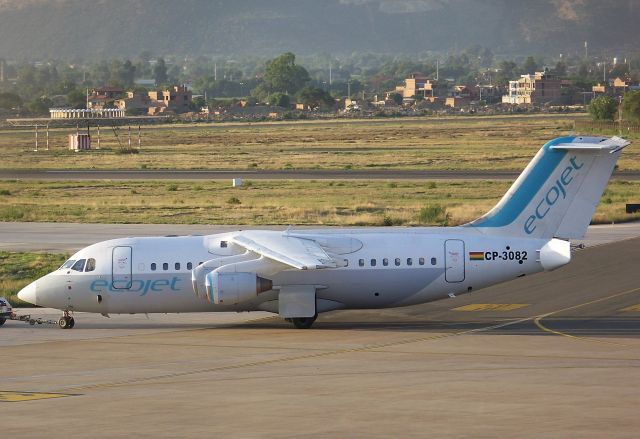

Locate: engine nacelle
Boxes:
[205,272,273,305]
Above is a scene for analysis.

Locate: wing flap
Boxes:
[231,230,337,270]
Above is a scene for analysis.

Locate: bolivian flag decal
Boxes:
[469,251,485,261]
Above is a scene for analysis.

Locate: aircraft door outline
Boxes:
[112,246,133,289]
[444,239,465,283]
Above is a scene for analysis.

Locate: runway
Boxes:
[1,233,639,437]
[0,221,638,252]
[2,168,640,181]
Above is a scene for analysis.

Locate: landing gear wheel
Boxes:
[0,317,6,326]
[58,314,75,329]
[290,314,317,329]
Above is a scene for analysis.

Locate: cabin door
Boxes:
[112,246,132,289]
[444,239,465,283]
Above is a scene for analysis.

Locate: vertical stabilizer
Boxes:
[468,136,629,239]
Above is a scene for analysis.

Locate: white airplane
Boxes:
[17,135,630,329]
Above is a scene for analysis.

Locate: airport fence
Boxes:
[574,120,640,134]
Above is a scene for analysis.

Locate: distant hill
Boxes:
[0,0,638,59]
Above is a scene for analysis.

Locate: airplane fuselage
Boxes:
[24,227,569,315]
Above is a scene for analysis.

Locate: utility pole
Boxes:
[214,63,217,81]
[618,95,623,137]
[329,62,332,86]
[584,41,588,59]
[436,59,439,81]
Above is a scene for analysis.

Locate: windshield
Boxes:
[71,259,86,272]
[60,259,76,269]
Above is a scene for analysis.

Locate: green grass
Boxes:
[2,114,638,172]
[0,179,637,227]
[0,252,68,307]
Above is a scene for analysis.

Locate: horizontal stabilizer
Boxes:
[549,136,630,153]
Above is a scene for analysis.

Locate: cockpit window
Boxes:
[71,259,86,272]
[85,258,96,272]
[61,259,76,269]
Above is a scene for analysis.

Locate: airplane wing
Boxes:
[230,230,338,270]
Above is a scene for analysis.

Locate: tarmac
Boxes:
[2,168,639,181]
[0,224,639,437]
[1,221,639,252]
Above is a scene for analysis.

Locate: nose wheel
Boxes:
[290,314,317,329]
[58,311,75,329]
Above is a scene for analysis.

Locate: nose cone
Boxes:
[18,280,38,305]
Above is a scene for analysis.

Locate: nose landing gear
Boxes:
[58,311,75,329]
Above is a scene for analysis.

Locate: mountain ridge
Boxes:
[0,0,637,59]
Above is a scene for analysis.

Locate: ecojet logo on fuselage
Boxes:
[90,277,182,296]
[524,156,584,235]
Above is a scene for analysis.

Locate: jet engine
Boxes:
[205,271,273,305]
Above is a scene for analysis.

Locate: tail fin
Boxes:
[468,136,630,239]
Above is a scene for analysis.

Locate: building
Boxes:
[114,86,193,115]
[501,72,562,105]
[611,77,640,94]
[147,85,192,115]
[88,86,125,109]
[387,74,444,103]
[114,91,151,114]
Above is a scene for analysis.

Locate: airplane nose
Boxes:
[17,280,38,305]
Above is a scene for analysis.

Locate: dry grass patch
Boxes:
[0,179,637,226]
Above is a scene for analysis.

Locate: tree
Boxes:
[297,87,334,109]
[66,88,87,109]
[621,91,640,124]
[267,92,290,108]
[609,63,630,80]
[261,52,310,96]
[27,97,52,115]
[522,56,538,74]
[0,92,22,109]
[390,92,403,105]
[554,61,567,77]
[495,60,518,84]
[589,95,618,121]
[154,58,168,85]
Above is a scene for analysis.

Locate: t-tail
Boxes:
[468,136,630,239]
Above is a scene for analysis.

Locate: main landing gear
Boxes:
[289,314,318,329]
[58,311,75,329]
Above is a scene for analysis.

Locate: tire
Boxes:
[0,317,6,326]
[58,317,69,329]
[68,317,75,329]
[291,315,317,329]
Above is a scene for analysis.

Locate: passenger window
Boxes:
[71,259,86,272]
[85,258,96,272]
[61,259,76,269]
[175,262,180,271]
[371,259,376,267]
[187,262,193,270]
[383,258,389,266]
[163,263,168,271]
[431,257,437,266]
[343,259,349,267]
[407,258,413,266]
[151,263,156,271]
[395,258,401,266]
[419,257,425,266]
[359,259,365,267]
